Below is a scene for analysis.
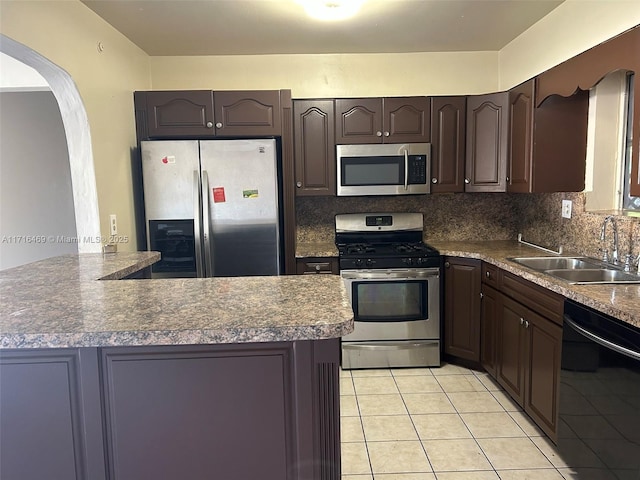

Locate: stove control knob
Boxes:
[354,259,363,267]
[365,259,376,267]
[403,258,413,266]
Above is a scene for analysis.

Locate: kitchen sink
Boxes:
[509,256,602,271]
[509,256,640,284]
[545,268,640,284]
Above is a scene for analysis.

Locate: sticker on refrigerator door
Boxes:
[242,189,259,198]
[213,187,226,203]
[161,156,175,164]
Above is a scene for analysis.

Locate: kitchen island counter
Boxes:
[431,240,640,328]
[0,252,354,349]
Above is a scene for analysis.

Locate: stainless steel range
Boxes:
[336,212,441,369]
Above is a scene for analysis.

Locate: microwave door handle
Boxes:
[404,150,409,190]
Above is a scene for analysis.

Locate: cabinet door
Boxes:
[429,96,466,193]
[293,100,336,195]
[101,345,293,480]
[0,349,106,480]
[143,90,215,138]
[525,310,562,441]
[496,294,527,405]
[383,97,431,143]
[214,90,281,136]
[465,92,508,192]
[443,257,481,362]
[507,79,535,193]
[480,284,499,377]
[335,98,383,144]
[296,257,339,274]
[532,91,588,192]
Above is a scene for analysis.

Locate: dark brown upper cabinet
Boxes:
[535,26,640,196]
[507,80,535,192]
[137,90,215,138]
[508,79,588,193]
[213,90,281,136]
[135,90,282,140]
[335,97,430,144]
[293,99,336,196]
[465,92,509,192]
[429,96,466,193]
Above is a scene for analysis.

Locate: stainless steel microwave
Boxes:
[336,143,431,196]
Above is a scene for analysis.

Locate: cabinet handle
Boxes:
[215,122,223,129]
[296,181,302,188]
[520,317,524,325]
[480,292,484,299]
[384,131,390,137]
[486,271,491,278]
[464,178,470,184]
[525,320,530,329]
[506,176,510,182]
[444,261,450,268]
[431,178,438,184]
[376,131,383,137]
[206,121,214,128]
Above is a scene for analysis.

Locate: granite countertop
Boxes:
[296,242,339,258]
[295,239,640,328]
[430,240,640,329]
[0,252,353,349]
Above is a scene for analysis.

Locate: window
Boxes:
[622,74,639,212]
[585,70,637,213]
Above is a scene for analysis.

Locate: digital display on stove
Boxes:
[365,215,392,227]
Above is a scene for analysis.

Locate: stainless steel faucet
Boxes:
[600,215,619,264]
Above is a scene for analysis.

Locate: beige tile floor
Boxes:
[339,363,588,480]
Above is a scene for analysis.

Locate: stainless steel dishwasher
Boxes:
[559,299,640,478]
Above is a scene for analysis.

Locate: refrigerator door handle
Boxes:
[193,170,204,278]
[201,170,214,277]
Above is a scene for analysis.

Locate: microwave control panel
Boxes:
[408,155,427,184]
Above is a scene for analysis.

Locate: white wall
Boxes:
[0,52,48,91]
[0,91,78,269]
[150,52,501,97]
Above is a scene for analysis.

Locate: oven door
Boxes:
[340,268,440,341]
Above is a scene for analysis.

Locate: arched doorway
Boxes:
[0,34,101,258]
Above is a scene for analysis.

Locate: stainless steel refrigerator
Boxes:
[141,139,282,278]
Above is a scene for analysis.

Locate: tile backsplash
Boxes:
[296,192,640,261]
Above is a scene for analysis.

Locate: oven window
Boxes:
[353,280,427,321]
[342,156,403,186]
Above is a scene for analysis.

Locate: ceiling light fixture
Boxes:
[298,0,365,21]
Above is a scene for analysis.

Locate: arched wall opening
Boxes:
[0,34,101,257]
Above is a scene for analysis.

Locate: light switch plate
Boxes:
[562,200,572,219]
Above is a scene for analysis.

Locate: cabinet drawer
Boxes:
[499,270,563,325]
[296,258,339,275]
[482,262,499,288]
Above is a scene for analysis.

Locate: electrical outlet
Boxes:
[561,200,572,219]
[109,214,117,235]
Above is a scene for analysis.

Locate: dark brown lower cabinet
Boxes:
[443,257,481,362]
[0,349,107,480]
[480,284,499,377]
[296,257,339,275]
[0,339,341,480]
[496,292,562,441]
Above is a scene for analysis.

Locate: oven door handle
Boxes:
[341,270,439,280]
[404,149,409,190]
[343,341,439,351]
[564,314,640,361]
